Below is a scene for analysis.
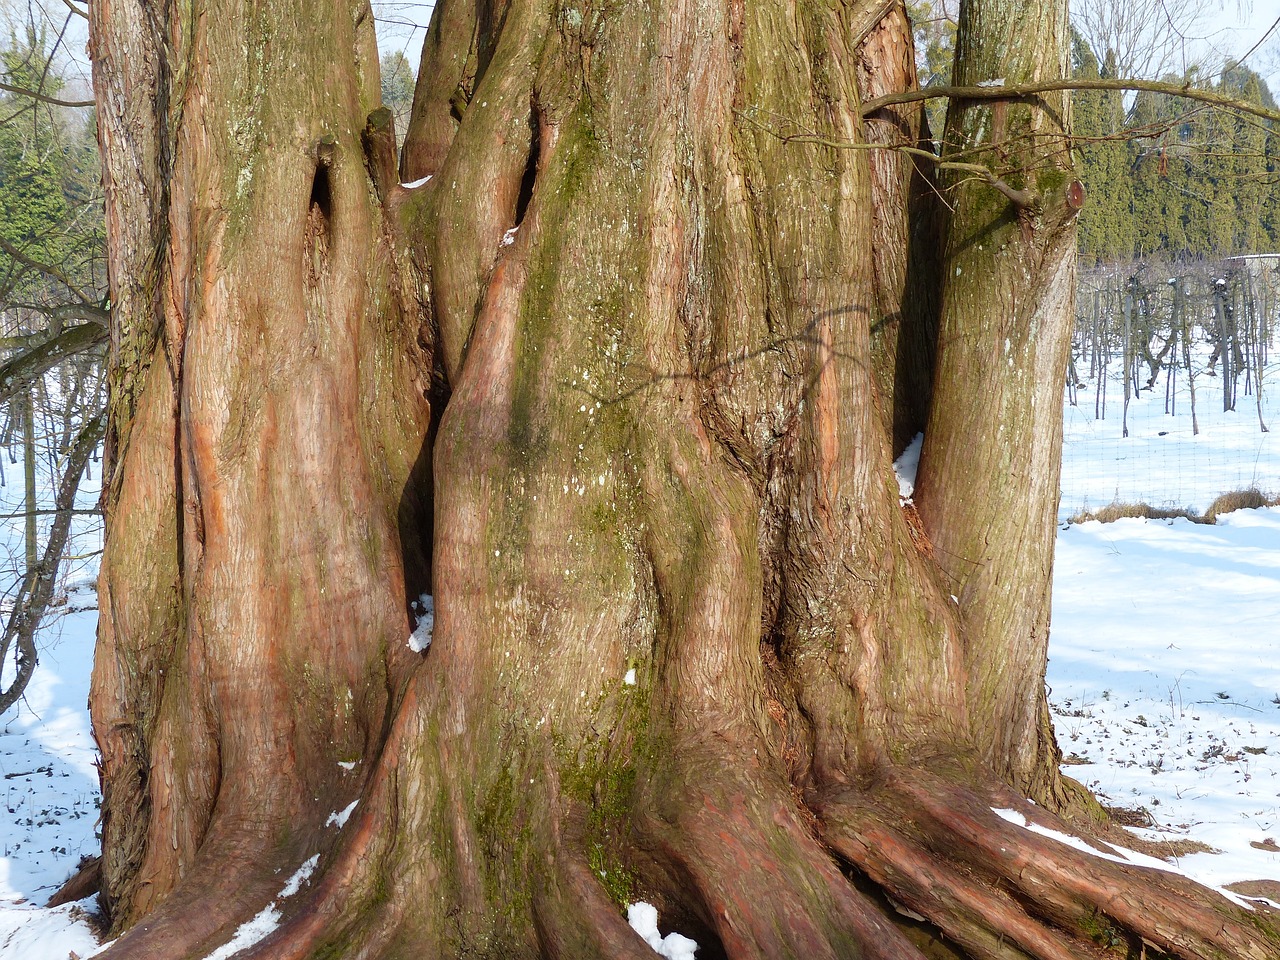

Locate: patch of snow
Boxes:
[624,668,637,686]
[893,433,923,500]
[199,853,319,960]
[408,594,434,652]
[1048,508,1280,896]
[337,760,357,771]
[203,903,283,960]
[626,902,698,960]
[500,227,519,247]
[278,855,319,899]
[327,801,358,830]
[400,175,432,189]
[0,897,107,958]
[992,808,1258,910]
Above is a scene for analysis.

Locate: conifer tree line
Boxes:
[1073,52,1279,264]
[909,1,1280,264]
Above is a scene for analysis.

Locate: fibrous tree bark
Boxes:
[85,1,1280,959]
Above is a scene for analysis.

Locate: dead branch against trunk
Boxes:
[860,77,1280,125]
[81,1,1280,959]
[0,321,106,405]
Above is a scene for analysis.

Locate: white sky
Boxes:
[1202,0,1280,89]
[373,0,435,65]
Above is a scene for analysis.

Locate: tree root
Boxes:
[90,680,429,960]
[818,768,1280,960]
[226,682,436,960]
[633,767,928,960]
[87,826,323,960]
[532,838,659,960]
[822,795,1092,960]
[89,728,1280,960]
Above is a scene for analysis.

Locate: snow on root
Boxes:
[202,855,320,959]
[626,901,698,960]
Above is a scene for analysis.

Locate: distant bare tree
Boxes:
[1073,0,1229,79]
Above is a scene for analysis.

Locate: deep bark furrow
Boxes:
[856,1,940,451]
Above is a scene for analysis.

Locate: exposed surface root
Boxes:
[532,844,659,960]
[229,682,436,960]
[89,828,319,960]
[635,770,927,960]
[819,768,1280,960]
[824,802,1086,960]
[92,684,432,960]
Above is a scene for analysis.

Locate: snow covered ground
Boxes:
[0,413,106,958]
[0,594,105,958]
[2,334,1279,956]
[1060,338,1279,517]
[1047,330,1280,899]
[1048,509,1280,895]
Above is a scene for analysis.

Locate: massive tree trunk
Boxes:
[85,1,1279,959]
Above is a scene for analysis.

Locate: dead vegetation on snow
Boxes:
[1067,488,1280,525]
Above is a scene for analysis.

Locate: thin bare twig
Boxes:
[0,235,95,305]
[737,110,1038,206]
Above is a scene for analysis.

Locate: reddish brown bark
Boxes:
[84,1,1279,958]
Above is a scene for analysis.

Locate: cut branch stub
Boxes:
[1066,179,1086,211]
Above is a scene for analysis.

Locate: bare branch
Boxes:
[737,110,1039,206]
[860,79,1280,125]
[0,235,96,305]
[59,0,89,20]
[0,323,108,406]
[1073,0,1215,80]
[0,80,93,108]
[0,412,104,715]
[12,302,111,328]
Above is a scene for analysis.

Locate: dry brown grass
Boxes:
[1067,502,1204,525]
[1068,488,1279,526]
[1203,488,1280,522]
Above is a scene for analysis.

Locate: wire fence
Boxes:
[1061,256,1280,518]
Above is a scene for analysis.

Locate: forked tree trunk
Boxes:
[86,1,1280,959]
[912,0,1090,810]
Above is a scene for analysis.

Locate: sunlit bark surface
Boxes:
[85,1,1280,958]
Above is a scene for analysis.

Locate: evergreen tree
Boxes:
[1072,35,1135,262]
[0,25,73,305]
[379,50,415,152]
[906,1,956,138]
[1218,63,1275,253]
